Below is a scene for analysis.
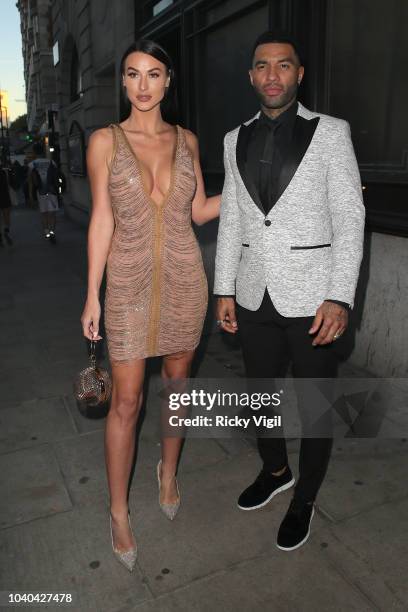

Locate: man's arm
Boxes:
[310,122,365,345]
[325,121,365,307]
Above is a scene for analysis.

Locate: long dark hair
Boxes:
[119,39,178,124]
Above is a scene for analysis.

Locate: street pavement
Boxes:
[0,207,407,612]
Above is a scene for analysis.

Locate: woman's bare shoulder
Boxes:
[182,128,199,156]
[88,127,115,151]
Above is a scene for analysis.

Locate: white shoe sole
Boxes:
[276,506,315,551]
[237,477,295,511]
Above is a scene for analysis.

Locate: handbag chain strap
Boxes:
[89,340,97,367]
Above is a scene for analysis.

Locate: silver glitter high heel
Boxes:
[110,513,137,572]
[157,459,180,520]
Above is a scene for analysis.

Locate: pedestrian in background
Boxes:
[28,143,59,243]
[23,158,32,207]
[10,160,26,206]
[0,163,13,246]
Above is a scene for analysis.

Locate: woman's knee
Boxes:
[111,391,143,422]
[162,351,194,380]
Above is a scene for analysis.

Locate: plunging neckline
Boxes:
[117,123,180,208]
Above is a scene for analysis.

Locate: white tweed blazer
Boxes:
[214,102,365,316]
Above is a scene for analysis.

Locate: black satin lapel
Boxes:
[275,116,320,204]
[236,121,264,213]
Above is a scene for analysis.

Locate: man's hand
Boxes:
[215,297,238,334]
[309,301,348,346]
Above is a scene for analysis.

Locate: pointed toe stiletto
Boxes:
[110,514,137,572]
[157,459,180,521]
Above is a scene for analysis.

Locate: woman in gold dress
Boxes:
[81,39,220,571]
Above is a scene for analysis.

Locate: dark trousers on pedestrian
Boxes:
[236,290,337,503]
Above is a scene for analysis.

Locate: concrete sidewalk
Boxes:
[0,208,407,611]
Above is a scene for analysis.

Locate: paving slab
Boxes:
[310,519,407,611]
[35,360,79,398]
[0,342,42,371]
[63,394,107,434]
[128,452,327,597]
[0,503,152,612]
[0,397,76,453]
[131,543,373,612]
[0,366,42,406]
[317,452,408,522]
[53,427,231,509]
[0,445,72,529]
[0,313,27,346]
[314,497,408,610]
[53,430,108,508]
[332,437,408,457]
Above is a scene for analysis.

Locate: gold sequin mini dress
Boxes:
[104,124,208,362]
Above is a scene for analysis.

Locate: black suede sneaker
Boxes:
[237,468,295,510]
[276,498,315,551]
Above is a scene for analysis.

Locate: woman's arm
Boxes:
[81,128,115,340]
[186,130,221,226]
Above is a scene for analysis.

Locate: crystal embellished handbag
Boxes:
[73,341,112,415]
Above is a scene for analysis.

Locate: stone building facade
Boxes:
[17,0,57,133]
[50,0,135,222]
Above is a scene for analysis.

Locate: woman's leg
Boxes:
[160,350,195,504]
[105,358,145,551]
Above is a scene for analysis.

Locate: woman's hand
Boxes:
[81,296,102,340]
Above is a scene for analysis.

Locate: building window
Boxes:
[70,46,82,102]
[53,41,59,66]
[325,0,408,235]
[153,0,173,17]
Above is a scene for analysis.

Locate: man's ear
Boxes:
[248,69,254,87]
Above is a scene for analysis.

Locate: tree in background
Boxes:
[10,114,27,132]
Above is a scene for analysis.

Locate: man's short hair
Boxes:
[251,31,303,66]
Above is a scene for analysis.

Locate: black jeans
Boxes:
[236,290,338,503]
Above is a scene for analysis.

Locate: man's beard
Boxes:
[254,82,298,110]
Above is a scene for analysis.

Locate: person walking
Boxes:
[28,143,59,243]
[81,39,220,571]
[214,31,365,551]
[0,163,13,246]
[10,160,26,206]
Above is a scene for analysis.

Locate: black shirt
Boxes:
[246,100,298,214]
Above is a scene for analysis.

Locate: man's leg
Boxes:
[286,317,337,503]
[48,211,56,233]
[38,195,49,238]
[1,207,12,244]
[276,316,338,551]
[47,196,58,242]
[41,212,49,237]
[235,291,295,509]
[237,291,290,471]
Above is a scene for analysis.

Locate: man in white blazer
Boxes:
[214,31,365,551]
